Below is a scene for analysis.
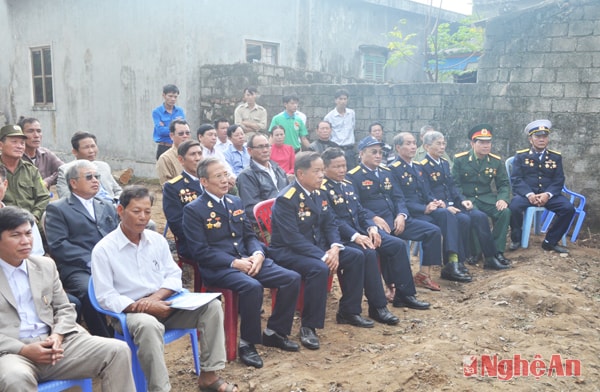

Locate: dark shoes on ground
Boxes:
[495,252,511,265]
[392,295,430,310]
[368,307,400,325]
[238,344,263,368]
[336,312,375,328]
[509,241,521,251]
[299,326,320,350]
[441,262,472,283]
[262,332,299,352]
[542,241,569,254]
[484,256,510,270]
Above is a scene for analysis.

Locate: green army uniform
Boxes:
[0,158,50,221]
[452,149,510,253]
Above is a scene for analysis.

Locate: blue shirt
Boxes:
[152,104,185,143]
[223,145,250,176]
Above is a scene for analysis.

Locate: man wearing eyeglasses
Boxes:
[45,160,119,337]
[156,119,191,185]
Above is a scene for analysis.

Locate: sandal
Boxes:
[414,271,441,291]
[199,377,239,392]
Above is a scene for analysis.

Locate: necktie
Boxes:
[221,198,227,211]
[310,192,317,204]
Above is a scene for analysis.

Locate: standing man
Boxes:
[307,121,339,154]
[214,118,232,155]
[162,140,204,259]
[324,89,356,167]
[452,124,511,264]
[0,206,135,391]
[152,84,185,160]
[270,152,373,351]
[234,87,268,134]
[269,94,310,152]
[366,122,394,166]
[508,119,574,253]
[0,125,50,223]
[321,147,427,320]
[223,124,251,176]
[183,158,301,368]
[45,160,119,337]
[92,185,238,391]
[19,117,64,189]
[156,118,191,185]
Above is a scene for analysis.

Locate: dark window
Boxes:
[31,47,54,106]
[246,41,279,65]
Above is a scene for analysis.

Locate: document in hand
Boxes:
[169,292,222,310]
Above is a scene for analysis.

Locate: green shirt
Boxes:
[269,111,308,151]
[452,149,510,206]
[0,158,50,221]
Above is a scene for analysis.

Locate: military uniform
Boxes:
[0,158,50,221]
[452,149,511,253]
[162,171,203,258]
[182,192,300,345]
[321,177,415,307]
[269,181,365,329]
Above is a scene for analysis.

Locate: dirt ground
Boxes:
[136,183,599,391]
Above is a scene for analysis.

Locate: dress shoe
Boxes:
[262,332,300,352]
[458,262,471,275]
[368,307,400,325]
[299,326,320,350]
[508,241,521,251]
[483,256,510,270]
[392,295,430,310]
[541,241,569,254]
[441,262,472,283]
[238,344,263,368]
[336,312,375,328]
[495,252,511,265]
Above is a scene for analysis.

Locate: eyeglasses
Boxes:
[176,131,191,136]
[252,144,271,150]
[80,173,101,181]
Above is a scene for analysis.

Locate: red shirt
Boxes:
[270,144,295,174]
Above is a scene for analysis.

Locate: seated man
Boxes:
[270,152,373,351]
[214,118,232,154]
[197,124,236,187]
[0,206,134,391]
[156,118,191,185]
[223,124,250,176]
[92,185,237,391]
[508,119,574,253]
[321,147,426,322]
[162,140,204,258]
[19,117,64,189]
[183,158,301,369]
[307,121,339,154]
[45,160,118,337]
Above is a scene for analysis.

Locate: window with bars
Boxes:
[31,47,54,106]
[246,40,279,65]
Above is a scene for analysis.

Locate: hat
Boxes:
[0,124,26,140]
[357,136,384,151]
[524,119,552,136]
[468,124,493,141]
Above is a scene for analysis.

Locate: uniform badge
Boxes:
[362,180,373,187]
[214,221,222,228]
[210,212,216,218]
[207,201,214,208]
[299,193,305,200]
[430,172,441,181]
[233,209,243,216]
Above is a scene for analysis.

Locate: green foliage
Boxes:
[385,20,418,67]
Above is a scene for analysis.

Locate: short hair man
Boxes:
[419,131,509,271]
[223,124,250,176]
[0,124,50,222]
[214,118,232,154]
[92,185,237,391]
[236,133,289,228]
[321,147,427,322]
[45,160,119,337]
[452,124,512,263]
[183,158,301,368]
[19,117,64,189]
[152,84,185,160]
[156,118,191,185]
[56,132,122,202]
[270,152,374,351]
[508,119,574,253]
[307,121,339,154]
[268,94,310,151]
[197,124,236,187]
[0,206,134,391]
[415,125,454,168]
[234,87,268,133]
[162,140,204,258]
[346,137,450,290]
[324,89,357,167]
[367,122,394,166]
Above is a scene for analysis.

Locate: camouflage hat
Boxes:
[0,124,27,140]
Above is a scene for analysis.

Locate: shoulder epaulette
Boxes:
[391,161,401,168]
[419,158,429,165]
[283,187,296,199]
[516,148,529,154]
[167,175,183,184]
[454,151,468,158]
[489,153,502,160]
[380,165,391,171]
[348,166,361,175]
[320,178,328,190]
[548,149,561,155]
[343,179,352,184]
[440,156,449,162]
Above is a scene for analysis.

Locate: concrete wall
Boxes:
[0,0,12,124]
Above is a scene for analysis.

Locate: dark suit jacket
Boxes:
[0,255,82,354]
[45,194,118,281]
[269,181,340,260]
[389,158,436,217]
[510,148,565,197]
[182,192,269,284]
[420,154,465,206]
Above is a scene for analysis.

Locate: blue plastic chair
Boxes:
[540,186,586,243]
[38,378,93,392]
[88,280,200,392]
